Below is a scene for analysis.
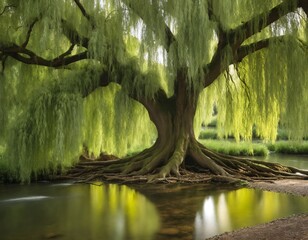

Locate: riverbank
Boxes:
[208,213,308,240]
[209,179,308,240]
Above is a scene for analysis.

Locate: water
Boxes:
[255,154,308,170]
[0,154,307,240]
[0,183,159,240]
[194,188,308,239]
[134,184,308,239]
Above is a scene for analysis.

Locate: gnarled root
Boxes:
[54,139,308,184]
[57,139,177,183]
[187,141,308,181]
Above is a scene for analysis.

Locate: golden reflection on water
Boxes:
[2,183,308,240]
[0,183,160,240]
[194,188,308,239]
[88,183,160,240]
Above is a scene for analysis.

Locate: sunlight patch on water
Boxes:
[0,183,160,240]
[1,196,50,202]
[194,188,308,239]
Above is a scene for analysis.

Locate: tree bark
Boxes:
[64,71,308,183]
[55,67,308,183]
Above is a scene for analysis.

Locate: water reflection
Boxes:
[194,188,308,239]
[255,154,308,170]
[1,183,308,240]
[2,196,50,202]
[0,183,160,240]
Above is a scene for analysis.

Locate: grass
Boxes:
[199,139,269,156]
[198,128,218,139]
[267,141,308,154]
[127,139,308,158]
[198,124,308,156]
[199,126,308,141]
[198,139,308,156]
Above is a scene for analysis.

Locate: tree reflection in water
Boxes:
[0,183,160,240]
[194,188,308,239]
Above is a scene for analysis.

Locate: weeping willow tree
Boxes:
[0,0,308,182]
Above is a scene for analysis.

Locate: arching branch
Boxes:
[230,0,301,46]
[0,13,92,68]
[236,35,308,63]
[235,36,287,64]
[203,0,304,88]
[1,44,88,67]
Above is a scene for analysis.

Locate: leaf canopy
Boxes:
[0,0,307,181]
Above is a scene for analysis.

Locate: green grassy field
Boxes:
[199,139,269,156]
[198,125,308,156]
[267,141,308,154]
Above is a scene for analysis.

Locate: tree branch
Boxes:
[61,19,89,48]
[231,0,301,46]
[0,4,15,16]
[236,38,276,64]
[73,0,96,28]
[21,18,40,48]
[1,44,88,67]
[0,12,92,68]
[58,44,76,59]
[236,36,308,64]
[234,36,307,68]
[203,0,303,88]
[122,0,176,51]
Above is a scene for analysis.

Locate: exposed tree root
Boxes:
[52,139,308,185]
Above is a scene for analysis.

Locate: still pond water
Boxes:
[0,155,307,240]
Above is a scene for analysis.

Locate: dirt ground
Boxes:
[208,179,308,240]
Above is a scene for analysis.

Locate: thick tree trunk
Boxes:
[63,73,308,183]
[138,71,228,179]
